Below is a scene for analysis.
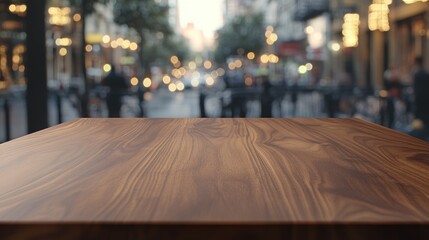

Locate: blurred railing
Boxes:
[202,84,414,131]
[0,83,422,142]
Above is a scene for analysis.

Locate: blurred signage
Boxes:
[278,42,303,57]
[2,20,23,31]
[85,34,103,44]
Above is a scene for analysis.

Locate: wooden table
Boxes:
[0,118,428,239]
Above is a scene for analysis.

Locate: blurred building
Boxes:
[223,0,255,23]
[181,23,205,53]
[328,0,428,90]
[0,0,26,90]
[263,0,307,82]
[159,0,179,33]
[389,1,428,85]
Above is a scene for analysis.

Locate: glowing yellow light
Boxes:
[331,42,341,52]
[343,13,360,47]
[110,40,118,48]
[19,5,27,13]
[85,45,92,52]
[48,7,55,15]
[12,55,19,64]
[247,52,255,60]
[130,77,139,86]
[9,4,17,12]
[9,4,26,14]
[73,13,81,22]
[129,42,138,51]
[305,26,314,34]
[228,62,236,70]
[103,64,112,72]
[162,75,171,84]
[179,67,186,75]
[168,83,177,92]
[61,7,71,15]
[235,60,243,68]
[204,60,212,69]
[172,69,181,78]
[48,7,71,26]
[55,38,72,47]
[269,54,279,63]
[59,48,67,56]
[260,54,269,64]
[116,38,124,45]
[143,77,152,88]
[174,62,181,68]
[206,76,215,86]
[176,81,185,91]
[368,3,390,32]
[102,35,110,44]
[269,33,278,42]
[305,63,313,71]
[170,55,179,64]
[403,0,428,3]
[122,40,131,49]
[298,65,307,74]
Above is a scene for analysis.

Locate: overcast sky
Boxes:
[177,0,224,36]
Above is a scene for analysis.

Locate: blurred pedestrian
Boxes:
[381,66,403,128]
[199,87,207,118]
[101,66,128,118]
[412,57,429,127]
[260,75,273,118]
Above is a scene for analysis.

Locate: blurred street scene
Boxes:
[1,0,429,142]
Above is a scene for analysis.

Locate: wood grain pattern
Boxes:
[0,118,428,238]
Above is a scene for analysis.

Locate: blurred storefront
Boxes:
[390,1,428,84]
[0,1,26,90]
[294,0,330,86]
[327,0,428,91]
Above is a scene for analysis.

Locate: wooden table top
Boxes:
[0,118,428,238]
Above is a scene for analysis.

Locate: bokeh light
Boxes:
[130,77,139,86]
[143,77,152,88]
[103,64,112,72]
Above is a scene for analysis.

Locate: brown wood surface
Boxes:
[0,118,428,239]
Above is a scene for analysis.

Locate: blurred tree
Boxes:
[214,13,265,63]
[69,0,109,117]
[141,34,189,68]
[111,0,175,76]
